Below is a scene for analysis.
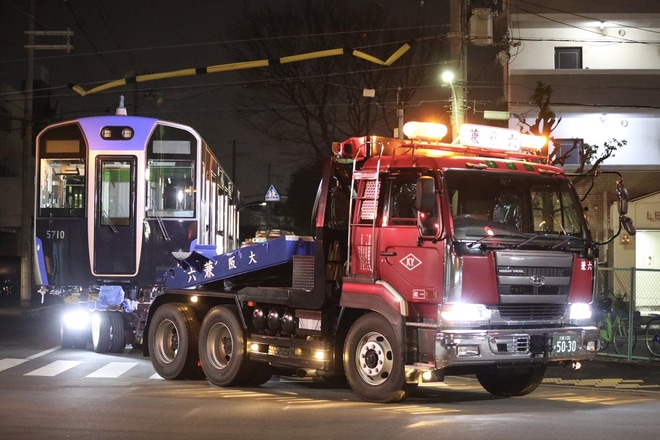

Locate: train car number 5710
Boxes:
[46,230,66,240]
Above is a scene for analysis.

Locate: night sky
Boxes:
[1,0,465,202]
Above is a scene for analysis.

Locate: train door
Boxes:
[93,156,137,275]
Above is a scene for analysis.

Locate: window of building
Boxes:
[554,47,582,69]
[553,138,584,166]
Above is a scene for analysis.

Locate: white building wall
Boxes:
[508,12,660,168]
[511,26,660,70]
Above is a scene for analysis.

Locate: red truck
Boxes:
[144,121,634,402]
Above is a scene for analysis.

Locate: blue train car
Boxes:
[34,104,240,351]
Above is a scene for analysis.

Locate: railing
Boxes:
[595,266,660,361]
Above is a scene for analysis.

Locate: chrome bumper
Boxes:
[435,326,599,368]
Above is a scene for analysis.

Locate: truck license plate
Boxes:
[552,333,578,356]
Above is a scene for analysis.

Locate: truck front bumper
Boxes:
[434,326,599,369]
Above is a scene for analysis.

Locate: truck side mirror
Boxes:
[616,180,630,215]
[621,215,636,236]
[415,176,438,237]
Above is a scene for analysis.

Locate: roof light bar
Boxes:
[459,124,545,153]
[403,121,448,141]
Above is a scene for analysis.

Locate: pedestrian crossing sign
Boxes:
[265,185,280,201]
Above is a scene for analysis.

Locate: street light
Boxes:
[441,70,459,141]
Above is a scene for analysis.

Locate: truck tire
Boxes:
[476,364,547,397]
[343,313,411,403]
[61,325,86,349]
[148,303,201,380]
[199,305,253,387]
[245,363,274,387]
[91,312,111,353]
[108,312,126,353]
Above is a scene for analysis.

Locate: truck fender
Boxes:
[340,280,407,347]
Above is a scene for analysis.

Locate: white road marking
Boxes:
[25,346,61,360]
[24,360,83,376]
[86,362,138,378]
[0,358,27,372]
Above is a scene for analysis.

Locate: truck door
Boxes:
[92,157,137,275]
[376,174,444,301]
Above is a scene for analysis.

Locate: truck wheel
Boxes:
[91,312,111,353]
[245,363,274,387]
[148,303,201,380]
[199,305,253,387]
[343,313,411,403]
[108,312,126,353]
[61,325,86,349]
[476,364,547,397]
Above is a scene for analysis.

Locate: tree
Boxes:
[224,0,447,163]
[518,81,625,174]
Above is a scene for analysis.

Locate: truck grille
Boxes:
[498,304,567,321]
[507,285,561,295]
[496,251,573,299]
[498,266,570,277]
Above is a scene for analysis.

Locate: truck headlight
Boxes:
[569,303,592,322]
[439,303,491,327]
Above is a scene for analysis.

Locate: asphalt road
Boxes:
[2,304,660,439]
[2,303,660,392]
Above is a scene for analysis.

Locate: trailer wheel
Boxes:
[344,313,411,403]
[476,364,547,397]
[148,303,201,380]
[108,312,126,353]
[199,305,253,387]
[61,325,87,349]
[91,312,111,353]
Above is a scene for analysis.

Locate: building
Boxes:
[0,81,24,306]
[503,0,660,310]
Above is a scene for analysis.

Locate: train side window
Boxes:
[38,158,85,217]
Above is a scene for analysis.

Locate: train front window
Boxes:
[38,158,85,217]
[146,160,195,217]
[146,124,197,218]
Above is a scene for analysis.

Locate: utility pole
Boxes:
[447,0,467,137]
[21,0,74,307]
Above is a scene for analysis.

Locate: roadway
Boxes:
[1,305,659,439]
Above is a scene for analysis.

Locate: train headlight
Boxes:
[62,309,91,330]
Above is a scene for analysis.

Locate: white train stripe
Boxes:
[86,362,138,378]
[0,358,27,372]
[24,360,83,376]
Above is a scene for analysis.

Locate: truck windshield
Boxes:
[445,169,588,244]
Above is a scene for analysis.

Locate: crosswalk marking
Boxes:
[86,362,138,378]
[24,360,83,376]
[25,346,60,360]
[0,358,27,372]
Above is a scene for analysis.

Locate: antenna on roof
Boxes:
[115,95,128,116]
